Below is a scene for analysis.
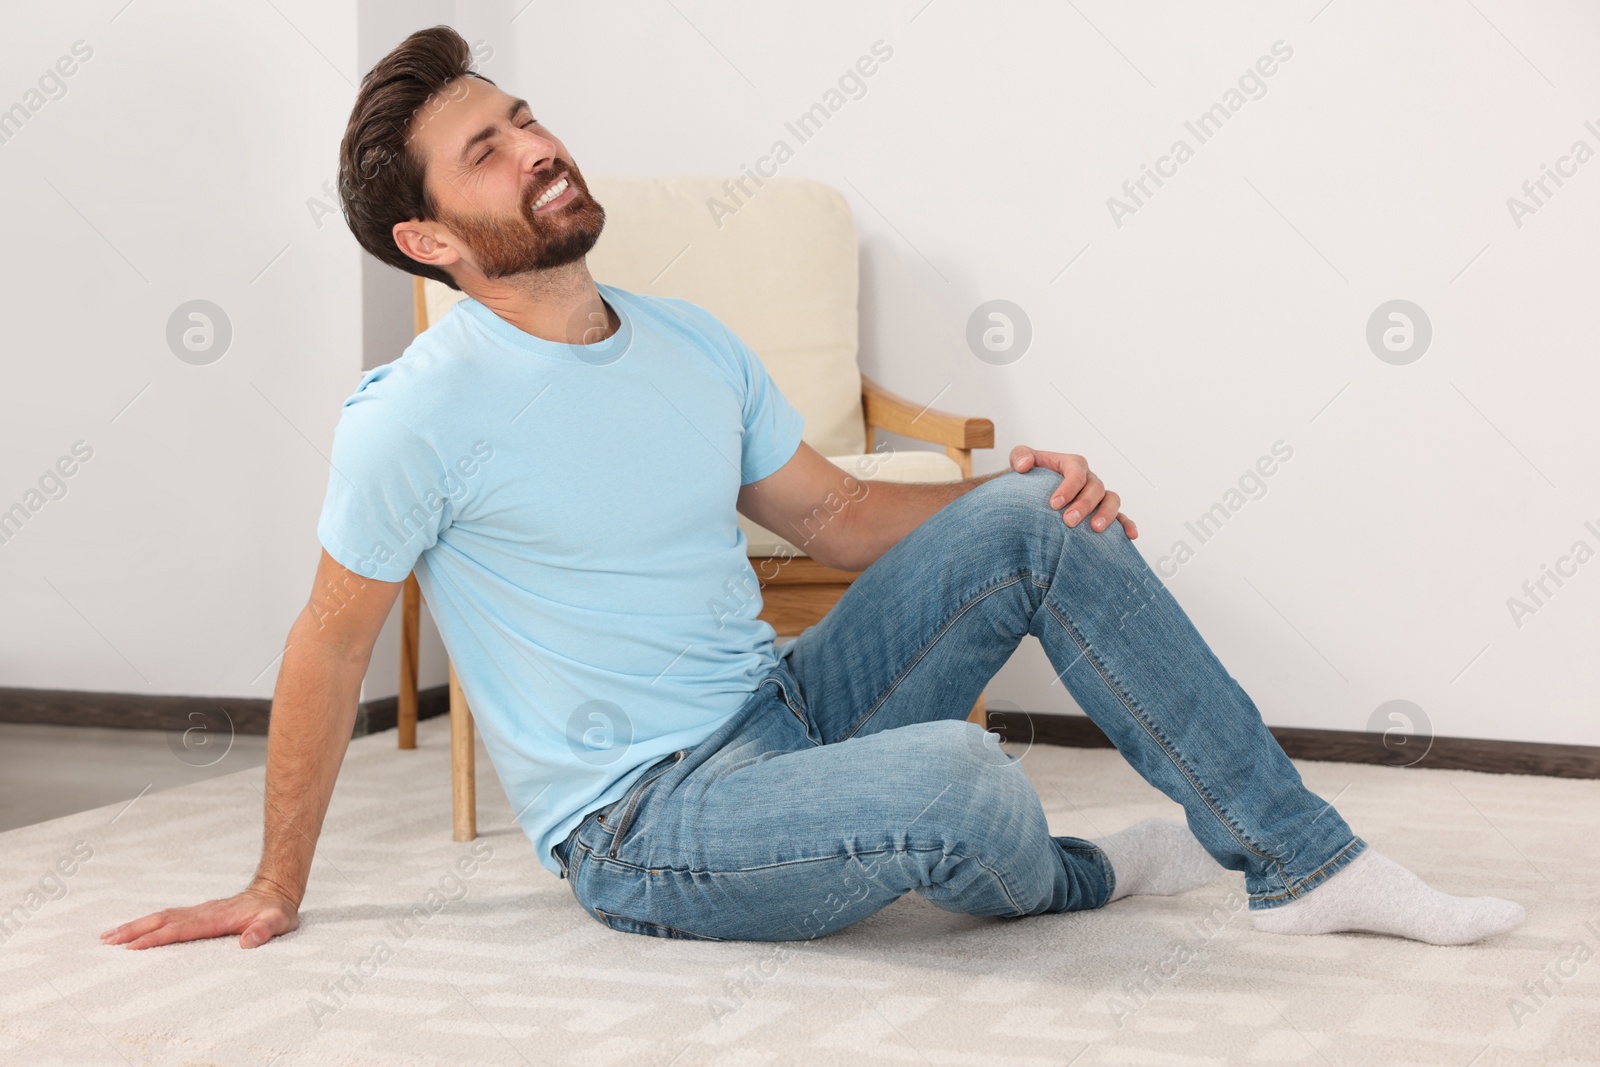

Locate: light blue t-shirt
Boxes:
[316,284,805,875]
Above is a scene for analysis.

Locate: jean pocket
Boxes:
[593,907,726,942]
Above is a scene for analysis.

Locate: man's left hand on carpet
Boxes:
[1009,445,1138,539]
[99,882,300,950]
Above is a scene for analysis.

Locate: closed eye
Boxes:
[476,118,540,165]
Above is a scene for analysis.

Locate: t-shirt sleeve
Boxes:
[316,389,453,583]
[724,326,805,485]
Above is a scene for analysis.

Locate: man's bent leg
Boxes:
[567,689,1115,942]
[781,467,1364,909]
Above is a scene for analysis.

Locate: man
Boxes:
[104,26,1523,951]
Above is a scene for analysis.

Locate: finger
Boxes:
[1009,445,1036,472]
[1043,470,1094,511]
[1061,476,1106,527]
[124,924,194,950]
[1043,454,1094,508]
[1116,511,1139,539]
[1087,491,1121,532]
[124,915,234,951]
[240,918,277,949]
[102,911,173,945]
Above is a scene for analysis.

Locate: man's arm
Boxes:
[838,468,1010,570]
[100,550,402,950]
[738,444,1139,575]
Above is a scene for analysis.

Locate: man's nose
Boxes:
[515,130,558,171]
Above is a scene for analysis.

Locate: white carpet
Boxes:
[2,715,1596,1066]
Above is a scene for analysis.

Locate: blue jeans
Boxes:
[552,468,1366,941]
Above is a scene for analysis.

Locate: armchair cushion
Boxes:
[583,176,866,458]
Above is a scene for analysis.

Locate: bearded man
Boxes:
[103,26,1524,952]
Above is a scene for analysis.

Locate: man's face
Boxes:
[408,77,604,280]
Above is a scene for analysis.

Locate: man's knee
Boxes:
[895,720,1039,819]
[916,717,1015,770]
[957,469,1054,543]
[976,468,1056,511]
[977,468,1132,559]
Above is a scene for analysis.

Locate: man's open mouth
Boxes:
[531,177,571,211]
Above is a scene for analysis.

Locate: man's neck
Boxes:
[461,260,618,345]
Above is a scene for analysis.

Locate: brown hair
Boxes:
[337,25,492,291]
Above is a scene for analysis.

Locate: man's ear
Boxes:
[393,219,461,272]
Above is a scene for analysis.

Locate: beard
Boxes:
[439,158,606,278]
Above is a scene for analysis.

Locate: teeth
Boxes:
[533,177,569,209]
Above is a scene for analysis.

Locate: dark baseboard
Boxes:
[4,686,1595,779]
[987,711,1600,780]
[0,685,451,740]
[353,686,452,737]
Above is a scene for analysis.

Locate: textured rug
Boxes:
[1,713,1595,1066]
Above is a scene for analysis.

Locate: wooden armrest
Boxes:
[860,374,994,451]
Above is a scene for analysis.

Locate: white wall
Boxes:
[471,0,1597,746]
[0,1,406,704]
[5,2,1595,748]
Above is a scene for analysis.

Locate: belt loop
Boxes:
[555,821,583,878]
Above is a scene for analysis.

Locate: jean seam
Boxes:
[593,907,728,942]
[566,838,590,896]
[1042,597,1287,880]
[605,752,684,857]
[962,850,1027,915]
[584,842,1004,886]
[840,571,1032,742]
[1061,844,1116,902]
[594,845,1028,919]
[589,846,898,877]
[1248,836,1367,906]
[766,676,816,744]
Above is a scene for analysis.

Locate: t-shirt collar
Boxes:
[457,283,633,366]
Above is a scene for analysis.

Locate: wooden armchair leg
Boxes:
[448,661,477,842]
[399,574,421,750]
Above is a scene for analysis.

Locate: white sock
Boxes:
[1250,848,1526,946]
[1091,818,1227,902]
